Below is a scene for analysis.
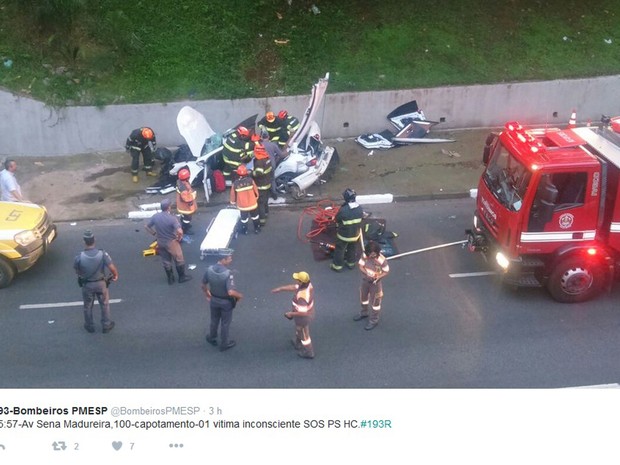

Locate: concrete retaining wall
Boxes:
[1,75,619,157]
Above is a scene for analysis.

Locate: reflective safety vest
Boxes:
[292,282,314,315]
[258,116,284,143]
[230,176,259,211]
[252,144,273,190]
[223,133,253,166]
[335,203,363,242]
[359,253,389,280]
[176,180,197,215]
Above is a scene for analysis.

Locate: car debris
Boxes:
[356,100,455,149]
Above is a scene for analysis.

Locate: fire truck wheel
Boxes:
[547,257,602,303]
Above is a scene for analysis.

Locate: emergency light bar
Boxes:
[504,121,545,154]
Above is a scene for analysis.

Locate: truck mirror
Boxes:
[482,133,498,166]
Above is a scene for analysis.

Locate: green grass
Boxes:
[1,0,619,106]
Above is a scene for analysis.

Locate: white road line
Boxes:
[562,383,620,389]
[449,271,497,278]
[19,299,123,310]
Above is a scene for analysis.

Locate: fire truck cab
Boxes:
[467,116,620,303]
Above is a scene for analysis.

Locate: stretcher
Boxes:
[200,207,240,260]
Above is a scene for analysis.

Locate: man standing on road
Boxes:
[0,159,27,202]
[202,252,243,352]
[355,240,390,330]
[74,230,118,334]
[272,271,315,359]
[230,165,260,235]
[259,128,285,199]
[145,198,192,285]
[251,134,274,227]
[331,188,364,272]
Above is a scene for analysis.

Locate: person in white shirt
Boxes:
[0,159,26,202]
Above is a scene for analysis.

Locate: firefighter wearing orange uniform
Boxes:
[251,135,274,226]
[355,240,390,330]
[272,271,315,359]
[230,165,260,234]
[176,168,197,235]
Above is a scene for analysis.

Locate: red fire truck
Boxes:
[466,116,620,303]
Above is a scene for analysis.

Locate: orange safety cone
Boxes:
[568,109,577,128]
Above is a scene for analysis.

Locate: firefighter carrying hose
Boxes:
[230,165,261,235]
[331,188,364,272]
[176,168,197,235]
[222,126,253,181]
[125,127,158,183]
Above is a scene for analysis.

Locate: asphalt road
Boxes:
[3,198,620,388]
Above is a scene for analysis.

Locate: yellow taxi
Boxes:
[0,201,57,288]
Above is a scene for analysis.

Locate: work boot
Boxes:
[353,314,368,321]
[240,224,248,235]
[220,340,236,352]
[165,267,175,285]
[176,265,193,283]
[84,324,95,334]
[146,171,158,177]
[254,224,261,234]
[132,175,138,183]
[364,322,377,331]
[206,336,218,346]
[330,263,343,272]
[102,321,115,334]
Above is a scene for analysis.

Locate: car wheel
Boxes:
[0,257,15,289]
[275,172,296,194]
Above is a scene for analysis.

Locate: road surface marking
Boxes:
[20,299,123,310]
[562,383,620,389]
[449,271,497,278]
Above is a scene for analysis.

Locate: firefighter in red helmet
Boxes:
[176,167,197,235]
[125,127,158,183]
[222,126,254,181]
[230,164,260,235]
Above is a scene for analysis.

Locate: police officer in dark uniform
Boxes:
[331,188,364,272]
[74,230,119,333]
[201,252,244,352]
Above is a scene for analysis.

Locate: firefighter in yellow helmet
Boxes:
[125,127,158,183]
[272,271,315,359]
[176,168,197,235]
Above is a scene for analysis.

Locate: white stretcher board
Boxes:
[200,208,240,259]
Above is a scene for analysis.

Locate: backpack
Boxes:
[212,169,226,193]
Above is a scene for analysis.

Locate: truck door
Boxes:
[524,171,597,252]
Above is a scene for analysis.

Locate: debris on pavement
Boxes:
[356,100,455,150]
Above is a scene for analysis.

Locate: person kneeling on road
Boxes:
[144,199,192,285]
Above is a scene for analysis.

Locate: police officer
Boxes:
[272,271,315,359]
[145,199,192,284]
[355,240,390,330]
[176,168,197,235]
[202,251,243,352]
[222,126,253,181]
[251,135,274,226]
[74,230,119,334]
[125,127,158,183]
[331,188,364,272]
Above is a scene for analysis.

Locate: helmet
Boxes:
[251,133,260,142]
[237,126,250,139]
[141,127,154,140]
[343,188,356,203]
[278,110,288,119]
[178,168,190,181]
[266,111,275,123]
[236,165,248,176]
